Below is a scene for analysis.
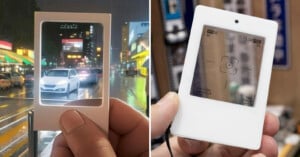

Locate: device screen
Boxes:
[190,25,265,107]
[40,22,103,106]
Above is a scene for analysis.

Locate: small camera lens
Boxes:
[235,19,239,23]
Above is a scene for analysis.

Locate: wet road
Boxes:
[0,72,147,156]
[110,72,147,114]
[0,72,147,113]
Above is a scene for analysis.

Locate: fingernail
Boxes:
[184,139,200,148]
[61,110,85,133]
[251,153,266,157]
[157,92,178,106]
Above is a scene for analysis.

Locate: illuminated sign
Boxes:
[128,22,149,45]
[0,40,12,50]
[266,0,289,69]
[17,49,34,59]
[162,0,181,20]
[62,39,83,52]
[60,24,78,30]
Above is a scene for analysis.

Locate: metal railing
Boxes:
[0,108,32,157]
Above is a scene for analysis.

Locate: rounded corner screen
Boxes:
[40,22,104,106]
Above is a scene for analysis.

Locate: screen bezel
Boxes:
[34,12,111,132]
[171,5,278,149]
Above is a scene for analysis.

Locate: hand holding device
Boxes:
[151,92,279,157]
[51,98,149,157]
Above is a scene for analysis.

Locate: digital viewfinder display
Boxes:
[41,22,103,106]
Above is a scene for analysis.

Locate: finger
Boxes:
[177,138,210,155]
[51,134,73,157]
[152,137,189,157]
[109,98,149,157]
[250,153,266,157]
[151,92,179,138]
[242,135,278,157]
[263,112,279,136]
[199,144,246,157]
[60,110,116,157]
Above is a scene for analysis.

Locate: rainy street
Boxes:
[0,72,147,156]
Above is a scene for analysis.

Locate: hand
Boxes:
[51,98,149,157]
[151,92,279,157]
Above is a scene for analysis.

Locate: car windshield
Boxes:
[12,72,20,76]
[2,73,11,78]
[46,70,68,77]
[77,69,90,74]
[92,69,102,73]
[0,75,8,79]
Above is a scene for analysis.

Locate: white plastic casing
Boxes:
[34,12,111,133]
[171,5,278,149]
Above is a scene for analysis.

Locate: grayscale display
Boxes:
[190,25,265,107]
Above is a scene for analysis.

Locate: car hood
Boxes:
[41,77,68,84]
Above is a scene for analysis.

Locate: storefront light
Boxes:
[97,47,101,52]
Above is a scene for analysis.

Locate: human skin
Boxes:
[151,92,279,157]
[51,98,149,157]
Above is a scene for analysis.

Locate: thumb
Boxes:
[151,92,179,138]
[59,110,116,157]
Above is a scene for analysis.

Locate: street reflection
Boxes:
[41,82,103,105]
[110,72,147,114]
[0,71,147,115]
[0,71,147,155]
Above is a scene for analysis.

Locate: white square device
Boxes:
[171,5,278,149]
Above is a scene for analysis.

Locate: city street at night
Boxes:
[0,0,149,156]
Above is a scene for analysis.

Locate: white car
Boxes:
[2,72,24,87]
[0,74,12,89]
[40,68,79,94]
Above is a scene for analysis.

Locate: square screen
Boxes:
[190,25,265,107]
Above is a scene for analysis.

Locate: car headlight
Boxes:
[40,79,45,85]
[57,80,68,85]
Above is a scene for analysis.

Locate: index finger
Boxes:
[109,98,149,156]
[263,112,279,136]
[51,134,73,157]
[151,92,179,138]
